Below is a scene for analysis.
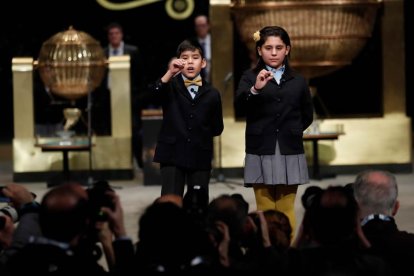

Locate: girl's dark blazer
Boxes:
[234,65,313,155]
[150,75,224,170]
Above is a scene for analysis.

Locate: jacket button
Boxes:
[187,138,191,142]
[191,103,195,106]
[188,127,192,131]
[276,129,279,133]
[189,114,194,118]
[276,113,280,117]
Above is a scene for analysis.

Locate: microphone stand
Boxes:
[211,72,242,189]
[86,89,94,187]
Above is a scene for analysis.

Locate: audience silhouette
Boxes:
[3,171,412,275]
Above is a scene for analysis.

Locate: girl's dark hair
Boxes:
[176,39,205,58]
[254,26,291,70]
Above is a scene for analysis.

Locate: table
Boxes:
[303,133,342,180]
[35,139,93,182]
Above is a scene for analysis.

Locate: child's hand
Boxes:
[169,58,186,75]
[254,69,273,90]
[162,58,185,82]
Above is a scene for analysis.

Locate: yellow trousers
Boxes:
[253,184,298,235]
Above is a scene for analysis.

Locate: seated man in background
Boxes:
[353,170,414,275]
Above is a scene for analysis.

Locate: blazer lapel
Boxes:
[176,78,193,101]
[194,83,210,99]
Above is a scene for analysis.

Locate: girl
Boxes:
[234,26,314,234]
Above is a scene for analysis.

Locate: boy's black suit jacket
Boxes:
[150,75,224,170]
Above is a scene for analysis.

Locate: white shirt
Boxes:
[266,65,285,84]
[198,34,211,82]
[182,75,200,99]
[198,34,211,62]
[109,41,125,56]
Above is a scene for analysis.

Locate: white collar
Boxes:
[198,33,210,44]
[266,65,285,84]
[361,214,392,226]
[109,41,124,55]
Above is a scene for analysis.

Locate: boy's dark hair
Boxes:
[176,39,204,58]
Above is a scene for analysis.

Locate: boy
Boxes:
[150,39,224,199]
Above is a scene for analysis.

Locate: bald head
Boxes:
[40,182,89,243]
[353,170,398,217]
[43,182,87,209]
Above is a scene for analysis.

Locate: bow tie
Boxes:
[184,77,202,87]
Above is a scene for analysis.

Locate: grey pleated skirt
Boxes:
[244,141,309,186]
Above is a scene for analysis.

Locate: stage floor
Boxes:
[2,159,414,243]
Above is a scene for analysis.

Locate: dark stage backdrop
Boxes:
[0,1,412,141]
[0,0,209,141]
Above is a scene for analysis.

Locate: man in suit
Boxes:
[102,22,145,170]
[194,15,211,83]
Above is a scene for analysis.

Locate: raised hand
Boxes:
[254,69,273,91]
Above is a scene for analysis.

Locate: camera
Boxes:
[87,180,115,221]
[183,185,209,223]
[0,206,19,229]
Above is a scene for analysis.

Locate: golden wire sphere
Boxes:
[37,26,107,100]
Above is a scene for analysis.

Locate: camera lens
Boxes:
[0,206,19,223]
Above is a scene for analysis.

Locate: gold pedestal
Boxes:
[12,56,134,181]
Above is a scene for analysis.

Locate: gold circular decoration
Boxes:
[165,0,194,20]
